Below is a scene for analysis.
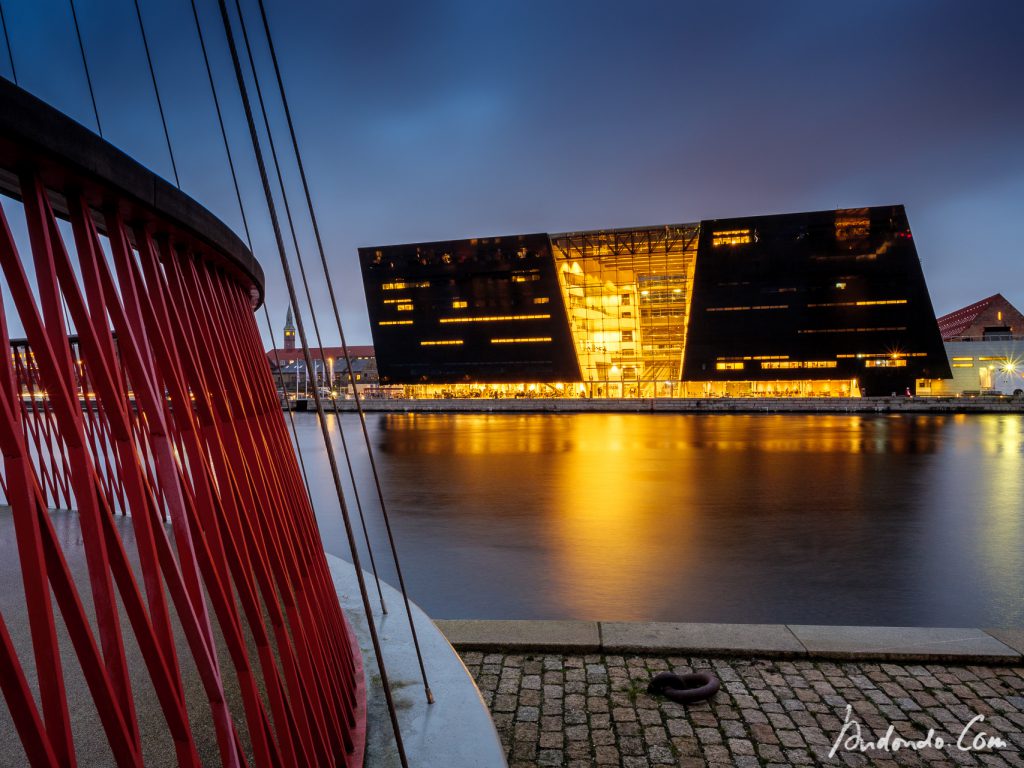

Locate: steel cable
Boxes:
[213,1,409,763]
[251,0,435,704]
[229,0,388,615]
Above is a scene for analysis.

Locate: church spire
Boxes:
[283,304,296,350]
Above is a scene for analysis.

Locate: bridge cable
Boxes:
[212,1,409,763]
[185,0,318,520]
[0,0,16,84]
[130,0,179,187]
[250,0,435,703]
[67,0,102,136]
[229,0,388,615]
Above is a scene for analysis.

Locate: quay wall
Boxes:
[292,396,1024,414]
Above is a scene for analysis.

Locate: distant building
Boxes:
[266,309,377,395]
[359,205,951,397]
[921,294,1024,396]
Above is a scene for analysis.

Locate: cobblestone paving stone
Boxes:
[459,651,1024,768]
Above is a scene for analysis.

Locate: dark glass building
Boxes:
[359,206,951,397]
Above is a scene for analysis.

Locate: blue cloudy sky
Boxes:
[2,0,1022,344]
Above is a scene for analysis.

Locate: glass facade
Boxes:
[550,225,698,398]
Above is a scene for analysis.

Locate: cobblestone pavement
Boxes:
[460,651,1024,768]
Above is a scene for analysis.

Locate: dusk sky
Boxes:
[2,0,1022,346]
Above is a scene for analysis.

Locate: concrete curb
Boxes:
[435,620,1024,665]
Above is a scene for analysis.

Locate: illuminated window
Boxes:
[716,362,744,370]
[452,300,468,309]
[835,282,847,290]
[865,359,907,368]
[396,303,413,311]
[804,361,838,368]
[511,272,540,283]
[951,357,974,362]
[979,356,1008,362]
[440,314,550,324]
[712,229,752,247]
[382,280,429,291]
[490,337,552,344]
[807,299,907,308]
[952,363,974,368]
[382,298,409,304]
[533,297,550,305]
[622,331,633,342]
[420,340,463,346]
[761,361,803,370]
[378,320,413,326]
[707,305,788,312]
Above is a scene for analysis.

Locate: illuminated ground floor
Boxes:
[376,379,863,399]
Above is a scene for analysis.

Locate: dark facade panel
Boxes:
[359,234,581,384]
[681,206,952,394]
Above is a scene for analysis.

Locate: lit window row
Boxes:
[716,362,744,370]
[953,363,974,368]
[378,320,413,326]
[382,280,430,291]
[712,358,790,364]
[511,273,541,283]
[761,361,838,369]
[798,326,907,334]
[836,352,926,359]
[534,297,550,304]
[396,303,413,311]
[712,229,752,247]
[706,304,788,312]
[420,340,463,346]
[807,299,908,308]
[439,314,551,324]
[491,337,552,344]
[382,298,409,304]
[951,356,974,361]
[452,300,468,309]
[865,359,907,367]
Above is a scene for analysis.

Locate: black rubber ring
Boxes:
[646,671,720,704]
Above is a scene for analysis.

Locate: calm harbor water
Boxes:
[293,411,1024,627]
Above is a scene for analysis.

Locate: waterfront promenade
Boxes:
[312,396,1024,415]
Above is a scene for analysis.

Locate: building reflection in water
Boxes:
[290,412,1024,627]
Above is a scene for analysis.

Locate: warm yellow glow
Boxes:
[533,297,550,304]
[807,299,908,307]
[953,363,974,368]
[452,300,468,309]
[712,229,752,246]
[378,320,413,326]
[382,280,429,290]
[396,303,413,311]
[382,298,409,304]
[420,340,463,346]
[440,314,550,324]
[716,362,744,370]
[761,360,838,370]
[490,337,552,344]
[952,356,974,361]
[865,359,907,368]
[707,305,788,312]
[551,225,698,389]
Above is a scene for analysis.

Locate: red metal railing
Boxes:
[0,82,365,767]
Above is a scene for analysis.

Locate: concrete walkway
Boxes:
[437,620,1024,664]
